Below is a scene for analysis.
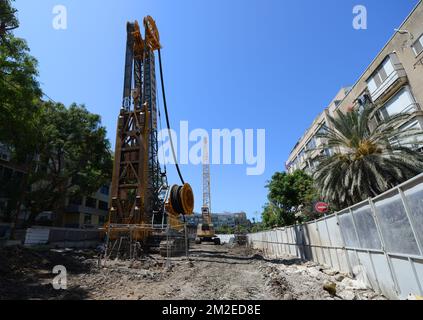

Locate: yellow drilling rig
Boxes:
[195,138,220,245]
[103,16,194,258]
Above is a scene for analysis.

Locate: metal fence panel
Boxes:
[413,260,423,296]
[356,251,377,290]
[338,211,360,248]
[326,217,342,247]
[404,183,423,246]
[347,250,360,273]
[303,224,311,245]
[353,205,382,250]
[317,220,332,266]
[271,230,277,257]
[307,223,319,246]
[371,253,397,298]
[390,257,422,299]
[336,248,350,273]
[248,174,423,300]
[288,227,296,256]
[374,193,420,256]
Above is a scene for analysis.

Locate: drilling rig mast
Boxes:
[104,16,194,258]
[195,137,220,245]
[202,137,211,218]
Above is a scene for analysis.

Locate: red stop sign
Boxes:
[315,202,329,214]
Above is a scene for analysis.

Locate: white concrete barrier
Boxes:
[216,234,235,244]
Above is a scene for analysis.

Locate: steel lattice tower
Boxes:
[109,21,167,226]
[202,137,211,214]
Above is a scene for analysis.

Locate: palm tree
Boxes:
[313,104,423,209]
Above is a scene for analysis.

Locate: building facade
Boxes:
[185,212,249,229]
[63,185,110,229]
[286,1,423,175]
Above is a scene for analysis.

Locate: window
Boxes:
[318,124,328,135]
[98,200,108,211]
[84,214,91,224]
[298,149,305,161]
[99,215,106,225]
[85,197,97,208]
[366,57,395,94]
[306,138,316,151]
[412,34,423,56]
[380,87,416,119]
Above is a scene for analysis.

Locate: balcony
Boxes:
[367,54,408,103]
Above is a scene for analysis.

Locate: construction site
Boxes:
[1,1,423,304]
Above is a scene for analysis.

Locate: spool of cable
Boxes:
[168,183,194,215]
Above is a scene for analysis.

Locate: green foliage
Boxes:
[25,102,113,225]
[0,28,41,164]
[0,2,113,226]
[0,0,19,38]
[0,1,41,223]
[215,225,234,235]
[262,170,317,228]
[250,223,266,233]
[314,104,423,209]
[261,203,284,228]
[266,171,315,210]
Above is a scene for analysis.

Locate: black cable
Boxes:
[158,48,185,185]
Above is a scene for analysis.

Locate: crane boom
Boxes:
[202,137,211,216]
[195,137,220,245]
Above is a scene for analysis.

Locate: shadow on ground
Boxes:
[0,246,92,300]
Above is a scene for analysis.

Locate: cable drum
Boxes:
[180,183,194,214]
[169,183,194,215]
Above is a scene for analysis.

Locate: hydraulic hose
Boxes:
[158,48,185,185]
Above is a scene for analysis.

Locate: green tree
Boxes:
[261,203,284,228]
[314,104,423,209]
[0,1,113,227]
[0,0,41,224]
[24,102,113,226]
[0,0,19,39]
[262,170,316,227]
[216,225,234,235]
[0,16,41,162]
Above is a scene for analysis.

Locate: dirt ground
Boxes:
[0,243,386,300]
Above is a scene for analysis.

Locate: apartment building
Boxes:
[62,185,110,229]
[286,1,423,175]
[185,212,250,229]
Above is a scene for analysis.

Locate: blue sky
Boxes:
[13,0,419,220]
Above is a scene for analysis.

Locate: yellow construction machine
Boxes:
[102,16,194,258]
[195,138,220,245]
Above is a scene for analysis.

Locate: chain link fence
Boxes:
[249,173,423,300]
